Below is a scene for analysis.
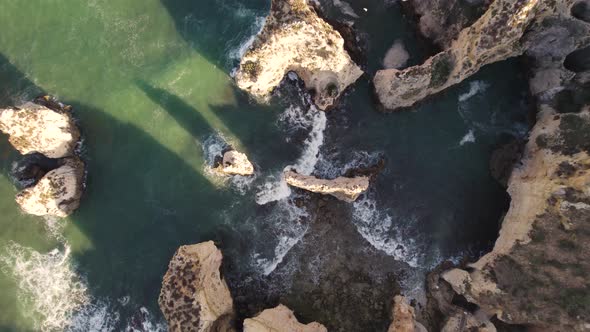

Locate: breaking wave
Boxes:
[459,129,476,146]
[458,80,490,103]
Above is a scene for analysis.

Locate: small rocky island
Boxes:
[284,170,369,202]
[0,97,85,217]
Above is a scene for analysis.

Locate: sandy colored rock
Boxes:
[375,0,587,110]
[0,102,80,158]
[235,0,363,110]
[243,304,327,332]
[284,170,369,202]
[441,310,496,332]
[15,157,85,218]
[158,242,235,332]
[215,150,254,176]
[388,296,427,332]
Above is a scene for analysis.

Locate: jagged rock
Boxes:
[243,304,327,332]
[441,310,496,332]
[439,107,590,330]
[284,170,369,202]
[235,0,363,110]
[215,150,254,176]
[375,0,590,110]
[158,242,235,332]
[15,157,85,218]
[0,101,80,158]
[388,296,428,332]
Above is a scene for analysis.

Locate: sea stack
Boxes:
[235,0,363,110]
[243,304,327,332]
[215,150,255,176]
[158,241,235,332]
[284,170,369,202]
[387,296,427,332]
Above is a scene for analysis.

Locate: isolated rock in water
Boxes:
[383,40,409,69]
[15,157,85,218]
[215,150,254,176]
[0,101,80,158]
[243,304,327,332]
[374,0,588,110]
[439,107,590,330]
[235,0,363,110]
[284,170,369,202]
[159,241,235,332]
[388,296,427,332]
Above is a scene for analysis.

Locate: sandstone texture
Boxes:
[158,242,235,332]
[0,101,80,158]
[440,107,590,330]
[235,0,363,110]
[375,0,590,110]
[15,157,85,218]
[284,170,369,202]
[243,304,327,332]
[215,150,254,176]
[388,296,427,332]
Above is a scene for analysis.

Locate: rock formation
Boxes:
[243,304,327,332]
[234,0,363,110]
[215,150,255,176]
[15,157,85,218]
[284,170,369,202]
[158,241,235,332]
[375,0,590,110]
[439,107,590,330]
[388,296,427,332]
[0,101,80,158]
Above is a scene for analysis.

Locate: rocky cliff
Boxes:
[158,242,235,332]
[0,101,80,158]
[284,170,369,202]
[243,304,327,332]
[388,296,427,332]
[234,0,363,110]
[374,0,589,110]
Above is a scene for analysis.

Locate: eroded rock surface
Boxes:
[388,296,427,332]
[0,101,80,158]
[235,0,363,110]
[284,170,369,202]
[243,304,327,332]
[440,107,590,330]
[15,157,85,218]
[215,150,254,176]
[375,0,590,110]
[158,242,235,332]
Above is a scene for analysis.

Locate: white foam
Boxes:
[228,16,266,62]
[459,129,476,146]
[124,307,167,332]
[458,80,490,103]
[333,0,360,18]
[351,195,420,267]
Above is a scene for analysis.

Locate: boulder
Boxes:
[158,241,235,332]
[243,304,327,332]
[284,170,369,202]
[388,296,428,332]
[235,0,363,110]
[0,101,80,158]
[215,150,254,176]
[15,157,85,218]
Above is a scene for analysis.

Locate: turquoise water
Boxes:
[0,0,530,331]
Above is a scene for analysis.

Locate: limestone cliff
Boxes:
[15,157,85,218]
[214,150,254,176]
[235,0,363,110]
[0,101,80,158]
[284,170,369,202]
[374,0,589,110]
[243,304,327,332]
[388,296,427,332]
[440,107,590,331]
[158,242,235,332]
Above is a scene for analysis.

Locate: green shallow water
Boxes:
[0,0,530,331]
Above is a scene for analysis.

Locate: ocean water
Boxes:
[0,0,530,331]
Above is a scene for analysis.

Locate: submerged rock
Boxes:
[388,296,427,332]
[243,304,327,332]
[0,101,80,158]
[215,150,255,176]
[15,157,85,218]
[436,107,590,330]
[158,241,235,332]
[375,0,589,110]
[382,40,409,69]
[235,0,363,110]
[284,170,369,202]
